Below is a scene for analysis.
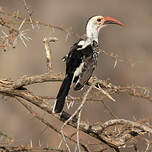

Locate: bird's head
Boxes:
[86,15,124,41]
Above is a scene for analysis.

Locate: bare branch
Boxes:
[43,37,58,72]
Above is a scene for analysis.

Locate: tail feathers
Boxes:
[52,74,73,113]
[53,98,65,113]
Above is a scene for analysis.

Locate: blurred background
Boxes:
[0,0,152,151]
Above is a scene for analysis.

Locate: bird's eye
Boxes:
[97,18,101,22]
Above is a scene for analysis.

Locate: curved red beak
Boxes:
[103,16,125,27]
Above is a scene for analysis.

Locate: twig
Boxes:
[144,138,150,152]
[23,0,34,29]
[43,37,58,72]
[100,119,152,134]
[77,110,82,152]
[93,83,116,102]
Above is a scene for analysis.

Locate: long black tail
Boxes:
[52,74,73,113]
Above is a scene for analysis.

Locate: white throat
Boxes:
[86,22,99,43]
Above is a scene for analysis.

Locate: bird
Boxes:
[52,15,124,113]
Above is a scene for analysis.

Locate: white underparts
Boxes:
[72,62,84,82]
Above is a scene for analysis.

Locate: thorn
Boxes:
[13,37,18,48]
[18,18,26,30]
[36,23,40,30]
[133,89,136,95]
[71,100,75,107]
[100,87,116,102]
[29,17,34,30]
[58,139,63,149]
[20,33,27,47]
[30,140,33,148]
[51,27,55,33]
[46,143,49,148]
[39,139,42,147]
[2,30,8,37]
[66,99,75,110]
[144,89,150,96]
[74,144,78,152]
[19,30,31,47]
[65,32,70,42]
[113,59,118,69]
[133,115,137,121]
[66,102,71,109]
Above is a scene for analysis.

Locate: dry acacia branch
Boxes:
[43,37,58,72]
[60,114,152,148]
[100,119,152,133]
[0,76,120,150]
[0,8,69,33]
[0,7,71,51]
[0,73,152,104]
[0,73,152,150]
[0,73,63,92]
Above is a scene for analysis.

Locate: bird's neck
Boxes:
[86,24,99,43]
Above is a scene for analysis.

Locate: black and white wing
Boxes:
[53,39,99,113]
[73,41,99,90]
[73,54,96,90]
[52,39,83,113]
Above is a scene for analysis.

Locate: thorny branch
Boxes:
[0,72,152,151]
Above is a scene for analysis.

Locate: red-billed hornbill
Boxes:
[53,15,124,113]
